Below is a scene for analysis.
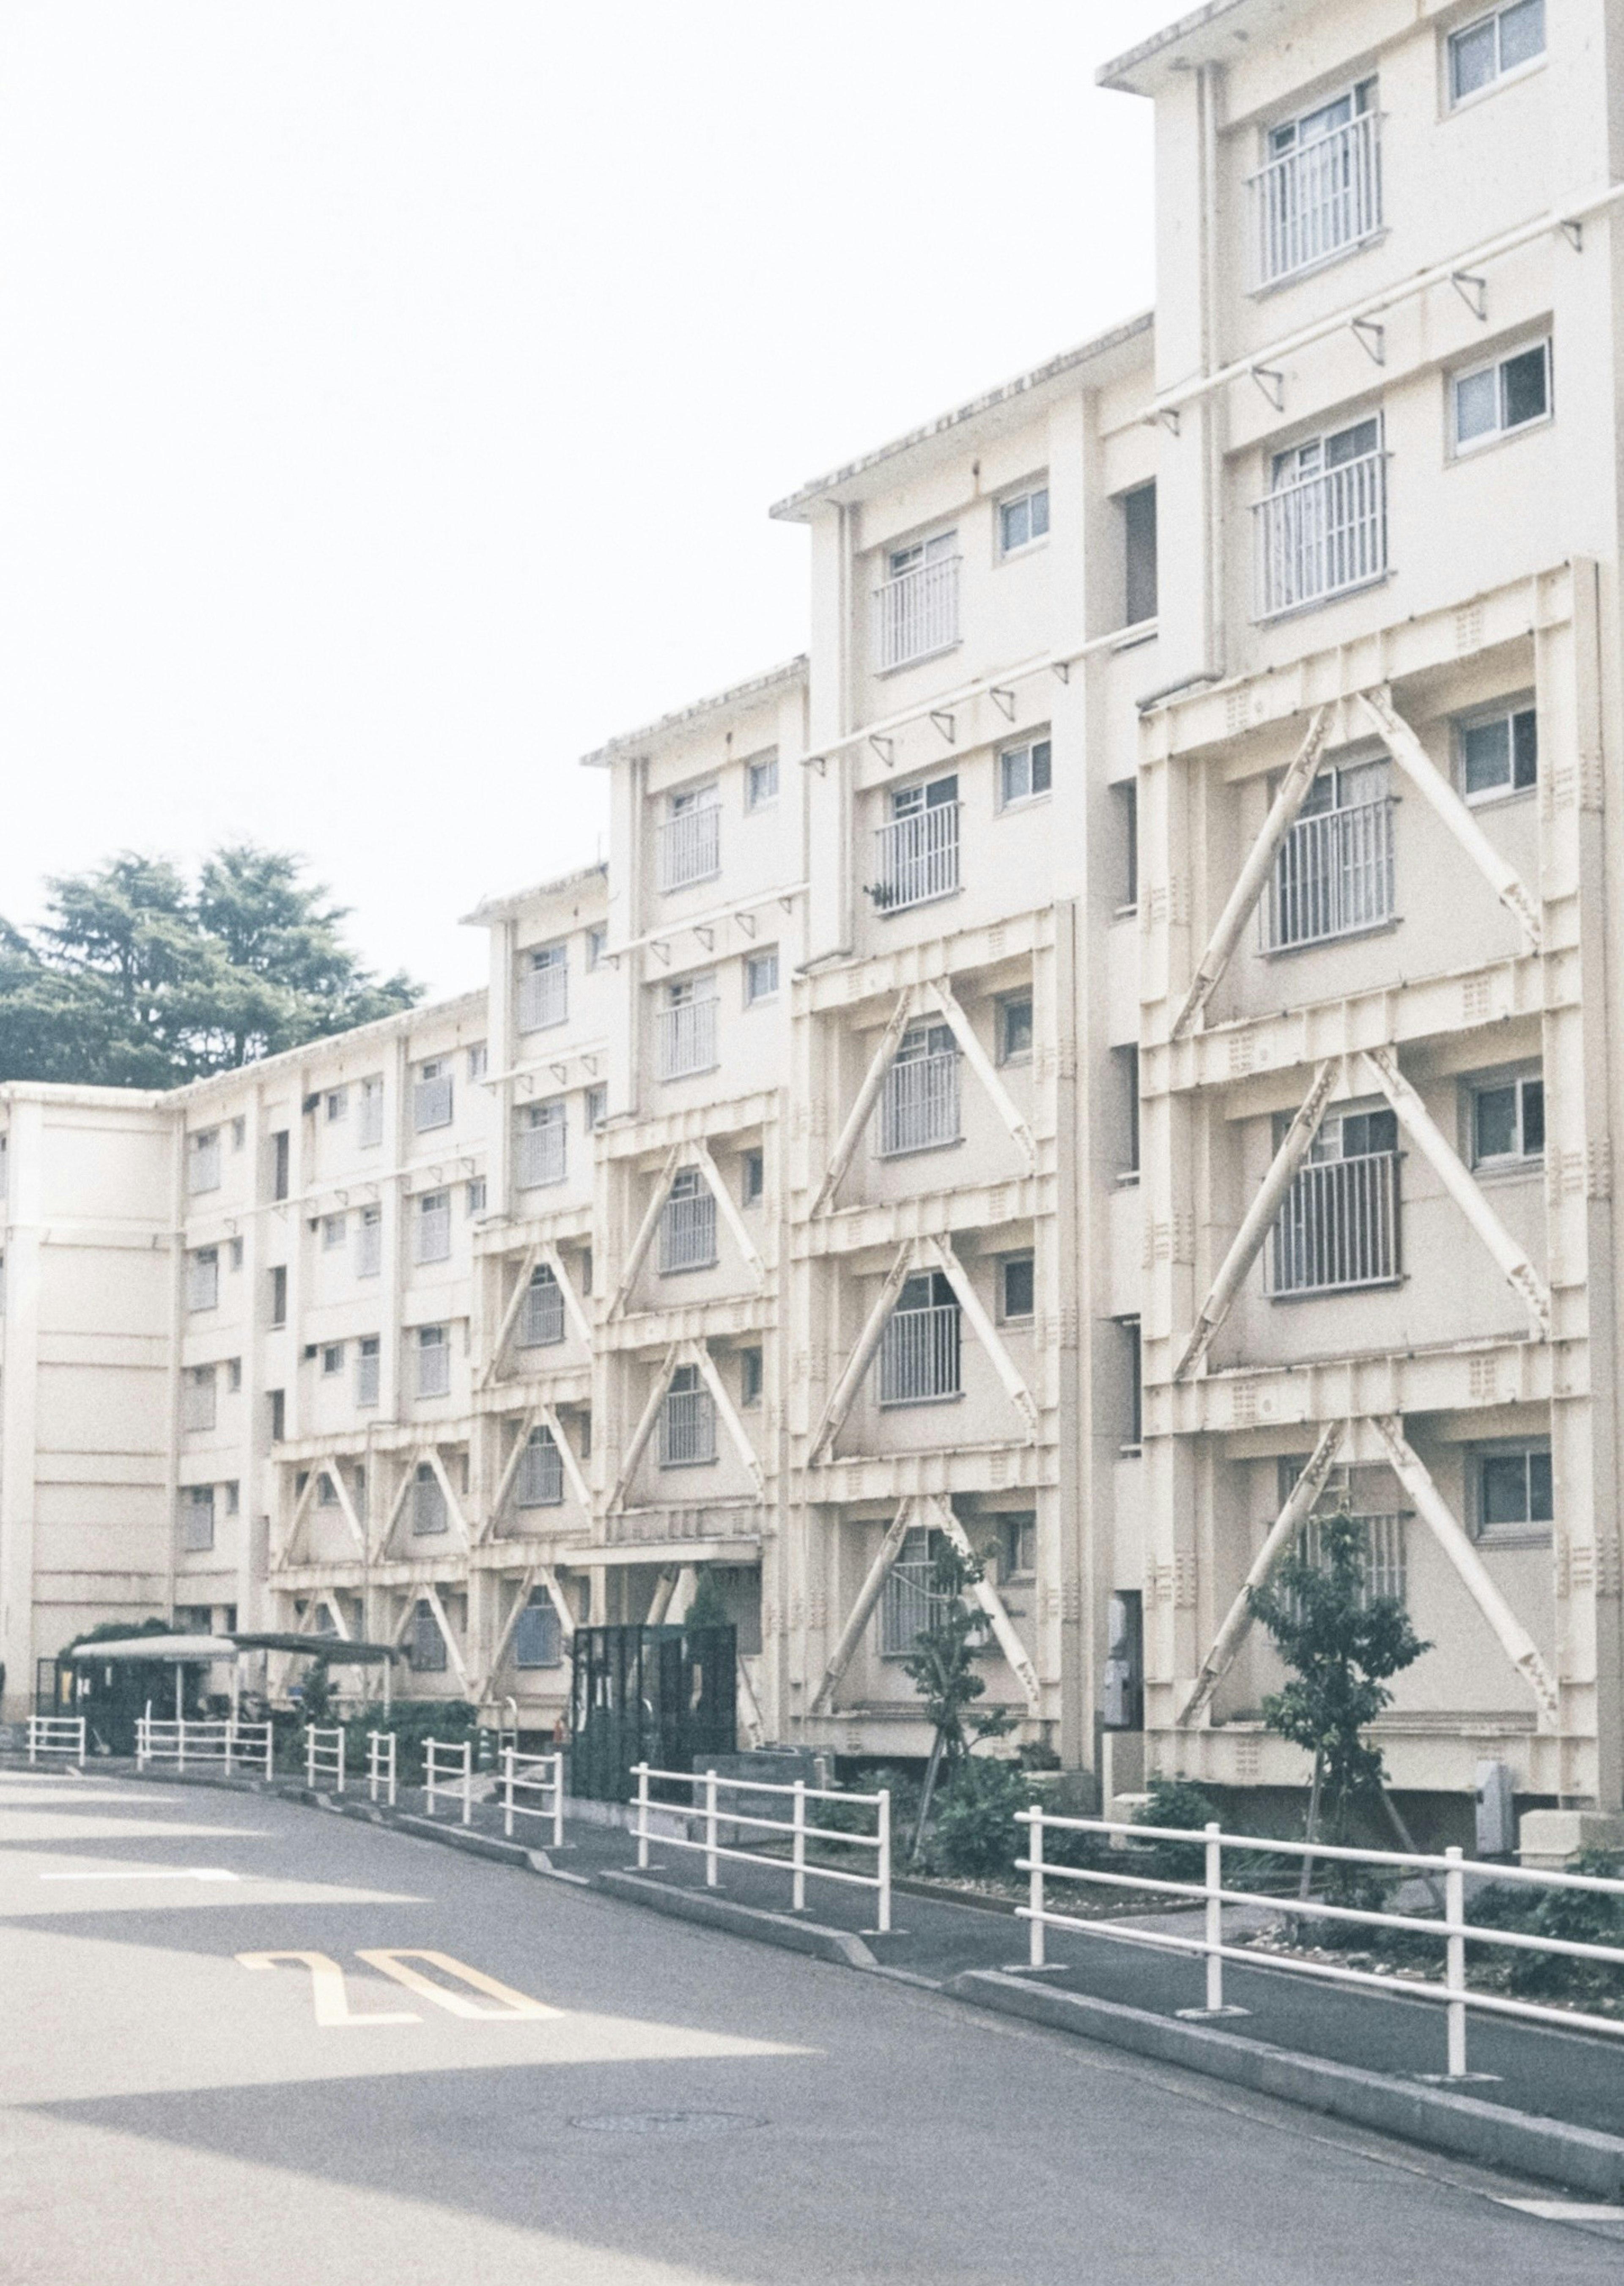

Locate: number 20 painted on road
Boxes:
[236,1948,560,2026]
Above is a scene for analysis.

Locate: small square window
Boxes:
[1475,1439,1553,1542]
[746,751,779,810]
[1449,0,1544,104]
[1001,1255,1035,1322]
[325,1089,348,1123]
[321,1342,344,1376]
[998,995,1034,1065]
[1453,341,1550,451]
[744,948,779,1004]
[1470,1072,1544,1166]
[999,485,1050,556]
[740,1347,764,1407]
[998,1512,1037,1581]
[742,1149,765,1206]
[1460,704,1537,801]
[999,738,1053,809]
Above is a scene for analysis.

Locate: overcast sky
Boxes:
[0,1,1175,997]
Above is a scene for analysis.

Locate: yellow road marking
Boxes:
[236,1950,420,2026]
[357,1948,562,2020]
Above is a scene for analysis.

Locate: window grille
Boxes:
[1267,1110,1401,1296]
[872,777,960,911]
[878,1023,960,1156]
[658,1365,716,1467]
[356,1207,382,1278]
[187,1131,221,1194]
[416,1326,450,1399]
[414,1190,452,1264]
[356,1338,381,1407]
[411,1463,448,1536]
[879,1273,962,1405]
[359,1077,385,1148]
[514,1592,563,1666]
[659,791,721,891]
[518,944,568,1032]
[516,1426,565,1508]
[515,1100,566,1189]
[1249,83,1381,287]
[517,1264,566,1348]
[181,1367,216,1433]
[1255,419,1388,617]
[880,1528,955,1655]
[658,977,718,1079]
[874,533,960,670]
[187,1249,220,1313]
[413,1063,453,1132]
[1265,763,1394,950]
[409,1598,447,1672]
[180,1485,216,1552]
[659,1167,717,1272]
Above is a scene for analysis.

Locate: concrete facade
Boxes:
[3,0,1622,1825]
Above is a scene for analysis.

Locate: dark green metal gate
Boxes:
[568,1623,736,1802]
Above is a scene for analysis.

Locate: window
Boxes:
[317,1471,340,1508]
[585,1084,607,1131]
[359,1076,385,1148]
[181,1366,216,1433]
[746,751,779,809]
[515,1099,567,1190]
[658,973,719,1080]
[660,1165,717,1273]
[660,784,721,891]
[880,1527,962,1655]
[224,1481,239,1516]
[415,1190,451,1264]
[187,1247,220,1313]
[230,1116,246,1151]
[875,527,960,671]
[740,1347,763,1408]
[879,1021,960,1156]
[518,943,568,1033]
[1115,1044,1141,1176]
[187,1129,221,1195]
[1122,482,1158,625]
[466,1179,486,1217]
[514,1590,563,1666]
[872,773,960,912]
[1454,341,1550,451]
[325,1088,348,1123]
[1449,0,1544,104]
[411,1461,447,1536]
[180,1484,216,1552]
[1268,1107,1401,1296]
[998,994,1033,1066]
[1000,1255,1035,1323]
[272,1130,290,1201]
[1251,78,1381,288]
[742,1148,764,1206]
[999,485,1049,556]
[356,1205,382,1279]
[1256,415,1387,617]
[227,1357,242,1392]
[416,1324,450,1400]
[659,1363,717,1467]
[409,1599,447,1672]
[1278,1465,1408,1603]
[1115,781,1139,908]
[1267,759,1394,949]
[269,1388,285,1442]
[1474,1439,1553,1543]
[414,1059,453,1132]
[270,1265,288,1326]
[321,1342,344,1376]
[879,1271,961,1405]
[517,1263,566,1349]
[1118,1317,1143,1449]
[229,1236,244,1271]
[357,1336,380,1407]
[321,1212,346,1251]
[1459,703,1537,802]
[516,1426,564,1509]
[998,1512,1037,1582]
[1471,1072,1544,1167]
[999,738,1052,809]
[744,948,779,1004]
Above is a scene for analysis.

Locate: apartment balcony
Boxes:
[873,554,960,672]
[658,805,721,893]
[1248,111,1382,289]
[878,1302,961,1406]
[517,963,567,1033]
[658,996,718,1080]
[515,1118,566,1190]
[517,1270,565,1348]
[658,1384,717,1467]
[879,1557,952,1656]
[870,803,960,915]
[1255,451,1388,618]
[1267,1151,1400,1297]
[516,1430,564,1507]
[413,1074,454,1131]
[660,1189,717,1273]
[877,1049,960,1157]
[1265,797,1395,951]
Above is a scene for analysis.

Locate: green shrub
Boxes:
[929,1756,1031,1880]
[1135,1776,1222,1885]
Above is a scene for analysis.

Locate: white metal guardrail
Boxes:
[134,1716,274,1778]
[1254,450,1388,618]
[1018,1810,1624,2079]
[304,1726,346,1793]
[872,801,960,912]
[632,1763,892,1932]
[501,1748,565,1847]
[873,554,960,672]
[423,1738,472,1825]
[27,1716,86,1766]
[367,1730,397,1807]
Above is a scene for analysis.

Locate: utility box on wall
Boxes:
[1475,1760,1516,1857]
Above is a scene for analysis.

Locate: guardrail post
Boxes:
[1445,1845,1467,2078]
[635,1762,650,1869]
[426,1742,437,1818]
[1028,1809,1046,1970]
[551,1752,564,1851]
[177,1721,187,1777]
[876,1789,892,1934]
[502,1746,515,1839]
[792,1779,807,1912]
[305,1730,316,1790]
[1204,1823,1225,2013]
[461,1741,472,1827]
[336,1730,346,1796]
[705,1768,719,1888]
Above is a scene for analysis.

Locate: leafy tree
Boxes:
[902,1537,1012,1859]
[0,844,420,1087]
[1248,1499,1429,1897]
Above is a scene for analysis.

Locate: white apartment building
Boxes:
[3,0,1621,1843]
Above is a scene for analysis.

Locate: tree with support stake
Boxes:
[902,1538,1011,1863]
[1247,1497,1430,1907]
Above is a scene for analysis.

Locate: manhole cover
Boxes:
[567,2111,763,2136]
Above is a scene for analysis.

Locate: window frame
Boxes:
[1467,1067,1544,1172]
[997,736,1053,812]
[999,1253,1036,1325]
[743,947,779,1006]
[997,993,1034,1067]
[745,750,780,811]
[997,482,1050,560]
[1450,338,1552,457]
[1471,1436,1554,1546]
[1446,0,1546,109]
[1456,698,1538,806]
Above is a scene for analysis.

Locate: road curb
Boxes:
[598,1870,877,1968]
[949,1969,1624,2200]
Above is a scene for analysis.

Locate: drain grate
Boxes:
[567,2111,764,2136]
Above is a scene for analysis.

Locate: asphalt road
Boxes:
[2,1768,1621,2285]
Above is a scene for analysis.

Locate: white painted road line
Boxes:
[40,1868,242,1883]
[1500,2201,1624,2222]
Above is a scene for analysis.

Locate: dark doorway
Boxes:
[568,1623,736,1802]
